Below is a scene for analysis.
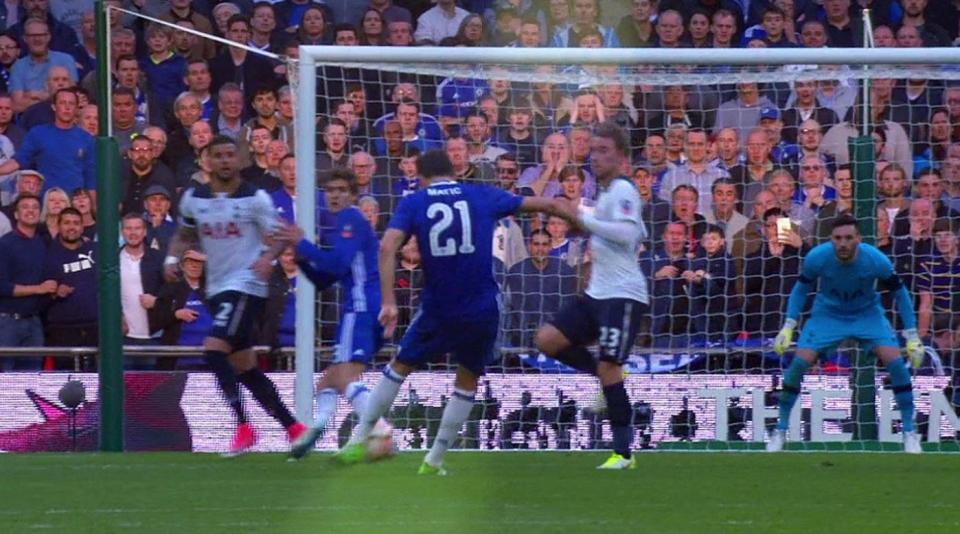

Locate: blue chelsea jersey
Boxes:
[388,181,523,320]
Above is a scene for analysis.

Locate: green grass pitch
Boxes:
[0,452,957,533]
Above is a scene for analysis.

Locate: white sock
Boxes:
[346,367,404,446]
[345,381,370,416]
[424,388,475,467]
[314,388,338,430]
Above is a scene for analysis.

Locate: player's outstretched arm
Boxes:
[378,228,405,338]
[277,223,358,284]
[774,276,813,355]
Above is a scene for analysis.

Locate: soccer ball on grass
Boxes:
[366,418,396,461]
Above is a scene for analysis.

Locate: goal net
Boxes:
[293,45,960,453]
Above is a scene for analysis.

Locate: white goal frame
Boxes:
[293,44,960,423]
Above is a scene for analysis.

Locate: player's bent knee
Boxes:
[596,361,624,387]
[326,362,365,391]
[454,366,479,392]
[535,324,569,356]
[204,336,232,355]
[873,346,904,365]
[390,360,416,377]
[794,349,818,364]
[227,349,257,372]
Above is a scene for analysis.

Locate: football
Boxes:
[366,418,396,461]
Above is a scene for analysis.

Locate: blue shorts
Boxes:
[395,310,499,375]
[796,308,899,355]
[333,311,384,365]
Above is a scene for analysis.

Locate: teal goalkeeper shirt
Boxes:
[796,242,896,318]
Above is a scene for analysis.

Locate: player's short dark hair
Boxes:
[577,26,603,44]
[831,213,860,232]
[208,135,237,151]
[53,87,78,104]
[933,218,958,235]
[711,177,738,196]
[529,228,551,241]
[112,86,135,100]
[226,14,250,31]
[592,122,630,156]
[13,193,40,212]
[464,108,488,122]
[761,5,786,19]
[395,97,420,113]
[121,211,147,226]
[115,54,138,68]
[672,184,699,200]
[703,224,725,239]
[417,149,454,180]
[520,16,540,28]
[58,206,82,224]
[325,168,359,195]
[252,86,277,99]
[917,167,942,181]
[762,207,785,221]
[334,23,358,37]
[664,219,688,234]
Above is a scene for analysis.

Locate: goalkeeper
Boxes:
[768,213,924,454]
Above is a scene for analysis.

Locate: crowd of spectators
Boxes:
[0,0,959,373]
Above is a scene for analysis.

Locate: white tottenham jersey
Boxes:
[584,177,649,304]
[178,182,280,298]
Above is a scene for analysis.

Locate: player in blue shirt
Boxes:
[280,169,384,460]
[337,150,575,474]
[769,213,926,453]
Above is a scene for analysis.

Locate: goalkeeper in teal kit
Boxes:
[768,214,925,453]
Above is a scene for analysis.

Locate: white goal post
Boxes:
[293,44,960,425]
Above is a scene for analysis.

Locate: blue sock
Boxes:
[776,357,811,431]
[602,381,633,458]
[886,358,915,433]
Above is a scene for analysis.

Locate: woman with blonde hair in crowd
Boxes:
[40,187,70,243]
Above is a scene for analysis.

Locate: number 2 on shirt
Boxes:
[427,201,475,257]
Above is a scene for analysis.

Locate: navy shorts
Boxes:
[550,295,647,364]
[206,291,265,352]
[395,310,500,375]
[333,311,384,365]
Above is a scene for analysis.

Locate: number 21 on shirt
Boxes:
[427,201,475,257]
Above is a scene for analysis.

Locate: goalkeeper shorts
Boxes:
[796,308,899,355]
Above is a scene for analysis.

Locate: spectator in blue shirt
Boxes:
[0,194,56,370]
[139,24,187,121]
[8,1,82,57]
[505,229,577,347]
[0,88,96,196]
[150,248,211,370]
[8,18,78,113]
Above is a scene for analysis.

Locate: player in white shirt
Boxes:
[167,135,305,455]
[536,122,649,470]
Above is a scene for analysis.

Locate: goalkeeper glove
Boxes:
[903,328,925,369]
[773,318,798,356]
